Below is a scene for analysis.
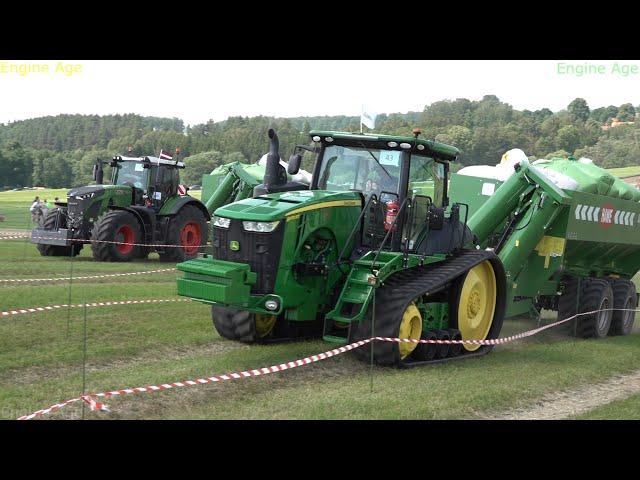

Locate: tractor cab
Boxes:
[305,130,467,255]
[108,155,184,210]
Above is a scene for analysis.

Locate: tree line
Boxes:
[1,96,639,188]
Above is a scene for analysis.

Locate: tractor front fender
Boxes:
[158,196,211,220]
[109,205,154,243]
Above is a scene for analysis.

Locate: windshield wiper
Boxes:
[359,142,393,180]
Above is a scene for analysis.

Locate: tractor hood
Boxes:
[213,190,362,222]
[67,184,131,200]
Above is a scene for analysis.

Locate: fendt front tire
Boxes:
[159,205,208,263]
[90,210,142,262]
[575,278,614,339]
[609,279,637,336]
[36,208,83,257]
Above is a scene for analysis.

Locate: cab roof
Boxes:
[309,130,460,162]
[113,155,185,168]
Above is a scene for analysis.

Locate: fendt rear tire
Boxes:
[159,205,208,263]
[211,305,276,343]
[36,208,83,257]
[609,279,637,336]
[90,210,142,262]
[575,278,614,339]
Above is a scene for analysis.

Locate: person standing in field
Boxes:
[30,196,41,223]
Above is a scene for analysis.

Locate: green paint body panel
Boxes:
[419,302,450,330]
[214,190,361,222]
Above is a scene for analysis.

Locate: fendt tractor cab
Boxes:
[31,152,210,262]
[177,129,506,366]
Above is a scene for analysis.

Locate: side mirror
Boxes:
[287,154,302,175]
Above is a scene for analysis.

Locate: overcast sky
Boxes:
[1,60,639,126]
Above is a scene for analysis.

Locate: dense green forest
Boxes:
[1,95,639,188]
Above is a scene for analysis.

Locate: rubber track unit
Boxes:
[350,249,507,367]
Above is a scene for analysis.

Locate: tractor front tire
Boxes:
[609,279,637,336]
[91,210,142,262]
[211,306,276,343]
[36,208,83,257]
[159,205,208,263]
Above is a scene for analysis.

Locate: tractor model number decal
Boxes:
[574,203,635,227]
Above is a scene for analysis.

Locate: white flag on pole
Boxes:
[361,106,377,130]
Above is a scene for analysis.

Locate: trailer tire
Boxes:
[609,279,637,336]
[36,208,83,257]
[575,278,613,339]
[159,205,208,263]
[558,276,580,336]
[91,210,141,262]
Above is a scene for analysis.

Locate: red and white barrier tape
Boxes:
[0,234,29,240]
[1,298,190,317]
[20,307,637,420]
[3,233,211,249]
[0,267,177,284]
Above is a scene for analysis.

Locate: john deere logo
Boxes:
[230,240,240,251]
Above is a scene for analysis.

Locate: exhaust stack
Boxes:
[253,129,287,196]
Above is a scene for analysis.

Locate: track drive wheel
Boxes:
[211,306,277,343]
[450,260,498,352]
[36,208,83,257]
[159,205,208,262]
[91,210,141,262]
[609,279,637,336]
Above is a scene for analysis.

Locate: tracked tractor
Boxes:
[31,153,210,262]
[177,129,506,366]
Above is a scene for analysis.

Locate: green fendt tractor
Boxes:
[176,129,640,367]
[31,153,210,262]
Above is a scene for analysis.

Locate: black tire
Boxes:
[211,305,257,343]
[609,279,637,336]
[575,278,613,339]
[557,276,580,336]
[159,205,208,263]
[36,208,83,257]
[434,329,451,359]
[90,210,142,262]
[413,330,438,361]
[447,329,463,357]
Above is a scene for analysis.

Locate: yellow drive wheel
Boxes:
[457,261,497,352]
[254,314,277,338]
[398,303,423,360]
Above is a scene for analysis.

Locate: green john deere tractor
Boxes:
[31,153,210,262]
[177,128,506,366]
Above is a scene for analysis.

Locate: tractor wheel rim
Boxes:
[458,261,497,352]
[180,222,201,255]
[399,303,422,360]
[255,314,277,337]
[115,225,134,254]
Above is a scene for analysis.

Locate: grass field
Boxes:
[1,190,639,420]
[606,166,640,179]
